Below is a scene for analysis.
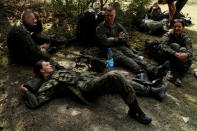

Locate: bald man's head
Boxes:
[21,10,35,26]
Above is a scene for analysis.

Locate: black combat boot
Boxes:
[153,61,170,79]
[149,82,168,101]
[174,78,182,87]
[128,99,152,124]
[132,73,152,86]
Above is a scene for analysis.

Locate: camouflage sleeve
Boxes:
[116,23,129,43]
[17,27,48,59]
[160,33,176,55]
[24,79,58,109]
[183,35,193,58]
[96,24,126,47]
[96,24,116,47]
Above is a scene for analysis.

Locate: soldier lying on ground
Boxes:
[96,6,169,81]
[19,60,169,124]
[7,9,67,65]
[145,20,193,87]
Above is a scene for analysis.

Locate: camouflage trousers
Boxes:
[111,46,155,75]
[24,71,151,108]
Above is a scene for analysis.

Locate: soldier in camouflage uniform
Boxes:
[20,60,168,124]
[158,21,193,86]
[7,10,66,65]
[96,7,169,80]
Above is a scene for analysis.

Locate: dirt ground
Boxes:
[0,2,197,131]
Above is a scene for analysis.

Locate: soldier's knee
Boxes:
[170,43,181,51]
[180,47,187,52]
[106,71,123,80]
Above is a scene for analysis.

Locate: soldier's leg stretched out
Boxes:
[112,47,169,80]
[111,48,144,74]
[83,71,152,124]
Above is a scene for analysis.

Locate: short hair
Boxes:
[21,9,33,20]
[105,6,116,12]
[158,0,163,4]
[33,60,45,79]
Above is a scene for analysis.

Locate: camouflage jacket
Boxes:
[7,20,48,64]
[96,21,129,48]
[25,69,98,108]
[160,31,193,58]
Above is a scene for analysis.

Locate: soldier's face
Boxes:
[174,22,183,36]
[105,10,116,25]
[24,13,35,26]
[40,61,54,75]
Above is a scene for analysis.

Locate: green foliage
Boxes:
[42,0,152,37]
[124,0,152,28]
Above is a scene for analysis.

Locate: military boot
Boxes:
[153,61,170,79]
[132,73,152,86]
[149,82,168,101]
[174,78,182,87]
[167,71,182,87]
[128,99,152,124]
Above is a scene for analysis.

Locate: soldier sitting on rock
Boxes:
[7,9,67,65]
[19,60,170,124]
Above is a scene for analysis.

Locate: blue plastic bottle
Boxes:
[145,14,148,23]
[107,48,114,70]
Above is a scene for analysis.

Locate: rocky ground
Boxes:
[0,2,197,131]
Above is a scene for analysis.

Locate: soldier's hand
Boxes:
[34,12,40,20]
[107,37,115,41]
[42,43,50,50]
[20,85,28,93]
[118,32,125,37]
[175,52,188,62]
[179,53,188,62]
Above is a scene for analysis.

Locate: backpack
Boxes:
[76,8,105,45]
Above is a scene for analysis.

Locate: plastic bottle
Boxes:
[107,48,114,70]
[145,14,148,23]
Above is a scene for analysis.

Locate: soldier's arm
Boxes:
[116,23,129,43]
[183,35,193,58]
[160,33,176,55]
[96,25,125,47]
[23,79,58,109]
[17,27,48,59]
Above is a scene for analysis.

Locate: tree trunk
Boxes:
[174,0,188,17]
[100,0,108,10]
